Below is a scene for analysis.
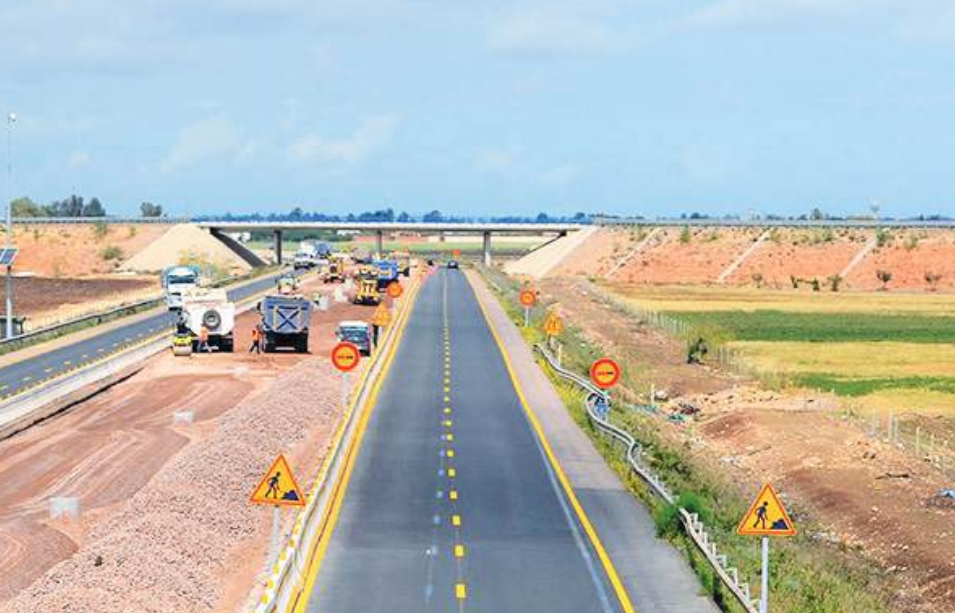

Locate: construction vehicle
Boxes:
[353,267,382,305]
[258,294,312,353]
[373,260,400,290]
[391,251,412,277]
[351,247,372,264]
[177,288,236,353]
[277,273,300,295]
[162,265,201,310]
[323,256,345,283]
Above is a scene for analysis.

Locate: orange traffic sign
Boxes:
[387,281,403,299]
[452,249,461,258]
[519,289,537,308]
[543,312,564,336]
[737,483,796,537]
[250,454,305,507]
[590,358,621,389]
[331,341,361,372]
[372,303,391,327]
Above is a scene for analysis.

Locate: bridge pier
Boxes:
[482,231,492,266]
[375,230,384,258]
[273,229,283,265]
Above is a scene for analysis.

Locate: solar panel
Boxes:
[0,248,18,266]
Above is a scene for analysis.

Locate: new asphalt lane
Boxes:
[305,268,624,613]
[0,271,288,400]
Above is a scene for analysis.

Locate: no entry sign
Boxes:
[519,289,537,308]
[590,358,621,389]
[387,281,403,299]
[331,342,361,372]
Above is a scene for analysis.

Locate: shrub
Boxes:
[875,229,892,248]
[654,491,711,538]
[903,234,919,251]
[101,245,123,261]
[679,226,692,244]
[925,271,942,291]
[128,226,138,238]
[93,220,110,239]
[827,274,843,292]
[876,269,892,290]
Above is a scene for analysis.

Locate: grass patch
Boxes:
[671,310,955,343]
[793,374,955,397]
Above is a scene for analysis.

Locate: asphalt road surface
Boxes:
[305,268,623,613]
[0,270,289,401]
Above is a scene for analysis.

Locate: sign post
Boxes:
[250,454,306,567]
[518,289,536,327]
[736,483,797,613]
[543,312,564,351]
[331,342,361,409]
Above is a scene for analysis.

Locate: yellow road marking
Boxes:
[444,396,450,402]
[448,468,456,478]
[444,377,450,384]
[445,433,454,442]
[455,583,467,600]
[443,419,452,427]
[452,514,461,527]
[290,275,421,613]
[468,274,638,613]
[444,407,451,414]
[443,386,450,393]
[447,449,455,458]
[449,490,458,501]
[454,544,466,558]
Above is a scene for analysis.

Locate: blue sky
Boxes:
[1,0,954,218]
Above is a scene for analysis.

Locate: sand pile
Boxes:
[121,224,254,274]
[504,226,596,279]
[2,355,345,613]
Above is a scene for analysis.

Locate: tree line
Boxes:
[200,207,590,224]
[10,196,164,218]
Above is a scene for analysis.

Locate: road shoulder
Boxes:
[467,270,720,613]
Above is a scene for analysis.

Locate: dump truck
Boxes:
[259,294,312,353]
[177,288,236,353]
[391,251,412,277]
[373,260,400,290]
[277,273,300,295]
[162,265,201,310]
[323,256,345,283]
[353,267,382,305]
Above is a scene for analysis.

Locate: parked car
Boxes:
[336,320,372,355]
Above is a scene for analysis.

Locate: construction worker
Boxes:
[198,324,210,353]
[249,324,262,354]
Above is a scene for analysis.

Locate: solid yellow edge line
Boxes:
[467,273,638,613]
[289,275,422,613]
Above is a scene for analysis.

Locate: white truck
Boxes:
[177,288,236,352]
[162,265,201,310]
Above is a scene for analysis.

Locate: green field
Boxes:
[608,284,955,413]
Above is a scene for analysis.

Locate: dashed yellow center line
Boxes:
[452,514,461,527]
[444,395,451,403]
[454,544,466,558]
[443,386,450,393]
[443,419,452,428]
[447,449,455,458]
[444,407,451,414]
[449,490,458,501]
[456,583,467,600]
[445,433,454,442]
[447,468,456,478]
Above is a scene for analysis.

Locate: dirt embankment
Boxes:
[9,224,170,278]
[0,282,379,613]
[539,277,955,613]
[565,227,955,292]
[1,276,157,322]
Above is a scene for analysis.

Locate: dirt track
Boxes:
[0,278,378,611]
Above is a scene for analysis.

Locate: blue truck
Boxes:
[258,295,312,353]
[373,260,400,290]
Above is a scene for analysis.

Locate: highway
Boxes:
[0,270,288,401]
[304,268,624,613]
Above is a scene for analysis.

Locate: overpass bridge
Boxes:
[197,221,586,265]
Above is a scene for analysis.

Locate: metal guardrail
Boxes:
[0,297,162,348]
[535,344,760,613]
[593,216,955,229]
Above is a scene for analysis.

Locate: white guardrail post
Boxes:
[534,343,760,613]
[251,272,424,613]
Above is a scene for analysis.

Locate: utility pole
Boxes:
[5,112,15,340]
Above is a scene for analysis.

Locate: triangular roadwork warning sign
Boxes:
[250,454,306,507]
[736,483,796,537]
[372,303,391,327]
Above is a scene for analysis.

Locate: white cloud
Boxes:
[539,163,582,188]
[160,115,244,172]
[67,150,92,171]
[475,148,519,175]
[288,115,400,165]
[487,10,624,58]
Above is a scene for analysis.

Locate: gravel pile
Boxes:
[2,356,345,613]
